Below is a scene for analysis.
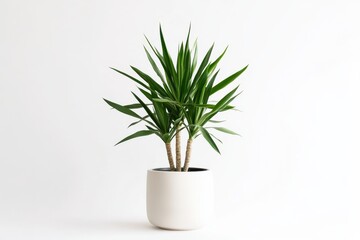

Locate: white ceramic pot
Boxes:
[146,167,214,230]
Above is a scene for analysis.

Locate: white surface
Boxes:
[1,0,360,239]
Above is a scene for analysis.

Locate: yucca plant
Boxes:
[104,25,247,172]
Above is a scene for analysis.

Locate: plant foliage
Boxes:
[104,25,247,170]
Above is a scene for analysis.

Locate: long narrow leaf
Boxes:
[124,103,152,109]
[151,91,168,131]
[197,87,239,126]
[143,46,165,84]
[193,44,214,83]
[185,24,191,50]
[210,133,223,143]
[185,103,234,111]
[110,67,149,90]
[115,130,155,145]
[153,98,180,105]
[128,115,150,128]
[211,86,239,113]
[191,39,198,75]
[210,127,240,135]
[138,88,153,101]
[145,35,177,95]
[159,25,178,85]
[131,66,167,97]
[103,98,141,119]
[211,65,248,95]
[132,92,160,127]
[208,46,228,73]
[199,126,220,154]
[209,119,226,123]
[204,70,219,103]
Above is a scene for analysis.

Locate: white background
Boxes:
[1,0,360,239]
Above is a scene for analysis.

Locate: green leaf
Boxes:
[211,127,240,135]
[208,46,228,73]
[138,88,153,101]
[184,103,233,110]
[146,125,158,131]
[132,92,160,127]
[144,35,177,96]
[130,66,168,97]
[199,86,239,125]
[193,44,214,82]
[211,65,248,95]
[184,24,191,50]
[128,115,149,128]
[177,43,184,80]
[144,35,160,58]
[191,40,198,75]
[197,91,239,127]
[199,126,220,154]
[193,68,209,104]
[115,130,155,145]
[159,25,178,85]
[153,98,180,106]
[211,86,239,112]
[123,103,151,109]
[151,92,168,131]
[103,98,141,119]
[209,119,226,123]
[210,133,223,143]
[110,67,149,90]
[203,70,219,103]
[143,46,165,84]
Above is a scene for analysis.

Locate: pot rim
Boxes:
[148,167,210,173]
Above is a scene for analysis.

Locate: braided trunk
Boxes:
[183,138,193,172]
[175,128,181,171]
[165,142,175,171]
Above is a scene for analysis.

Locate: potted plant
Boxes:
[104,25,248,230]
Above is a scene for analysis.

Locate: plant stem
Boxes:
[165,142,175,171]
[175,127,181,171]
[183,138,193,172]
